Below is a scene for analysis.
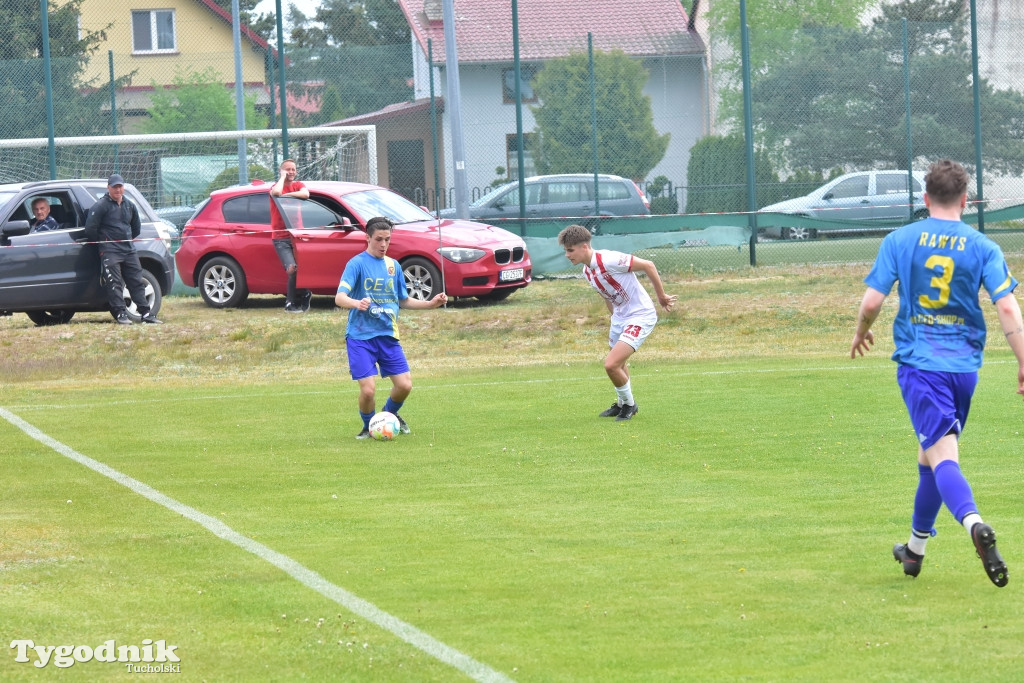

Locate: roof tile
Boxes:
[397,0,704,64]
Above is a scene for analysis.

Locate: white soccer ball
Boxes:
[369,411,401,441]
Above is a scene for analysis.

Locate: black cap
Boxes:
[107,173,125,187]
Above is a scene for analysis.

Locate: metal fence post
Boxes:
[740,0,757,265]
[589,33,600,225]
[41,0,56,179]
[274,0,289,159]
[903,19,915,220]
[969,0,985,232]
[429,39,441,215]
[513,0,527,236]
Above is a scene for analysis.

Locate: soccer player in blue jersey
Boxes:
[850,159,1024,587]
[335,217,448,439]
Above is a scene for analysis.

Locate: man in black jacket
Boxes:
[84,174,162,325]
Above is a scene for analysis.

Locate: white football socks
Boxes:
[907,529,931,556]
[961,512,983,534]
[615,380,634,407]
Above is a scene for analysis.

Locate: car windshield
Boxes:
[0,191,20,212]
[342,189,433,224]
[471,182,516,208]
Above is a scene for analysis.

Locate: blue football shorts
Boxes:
[346,336,410,380]
[609,313,658,351]
[896,364,978,451]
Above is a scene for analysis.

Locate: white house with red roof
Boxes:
[388,0,708,205]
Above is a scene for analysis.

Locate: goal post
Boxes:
[0,126,377,209]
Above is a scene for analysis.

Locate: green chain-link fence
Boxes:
[3,0,1024,276]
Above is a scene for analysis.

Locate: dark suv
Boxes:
[0,179,177,326]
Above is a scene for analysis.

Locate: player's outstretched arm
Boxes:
[995,293,1024,396]
[850,287,886,358]
[632,257,677,312]
[400,292,448,310]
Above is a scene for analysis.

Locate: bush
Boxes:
[205,164,276,196]
[685,134,777,214]
[650,196,679,214]
[646,174,678,214]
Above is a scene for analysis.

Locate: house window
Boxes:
[502,65,537,104]
[132,10,176,53]
[506,134,536,180]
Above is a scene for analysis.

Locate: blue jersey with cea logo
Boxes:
[865,217,1017,372]
[337,251,408,340]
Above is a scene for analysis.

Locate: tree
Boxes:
[0,0,123,140]
[208,0,277,41]
[706,0,1024,177]
[742,0,1024,175]
[143,68,268,135]
[283,0,412,118]
[685,134,777,213]
[529,50,669,180]
[207,163,275,195]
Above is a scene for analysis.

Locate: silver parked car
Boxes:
[760,170,927,239]
[439,173,650,234]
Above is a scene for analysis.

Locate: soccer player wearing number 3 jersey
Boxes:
[558,224,677,421]
[851,159,1024,587]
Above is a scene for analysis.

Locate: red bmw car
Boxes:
[175,181,532,308]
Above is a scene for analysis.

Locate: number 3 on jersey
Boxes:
[919,255,955,309]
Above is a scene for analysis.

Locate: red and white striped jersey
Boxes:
[583,249,656,323]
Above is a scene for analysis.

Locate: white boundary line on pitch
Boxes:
[0,406,515,683]
[6,359,1018,412]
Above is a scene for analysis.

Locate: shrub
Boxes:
[205,165,276,195]
[685,134,776,214]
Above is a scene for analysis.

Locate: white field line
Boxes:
[0,406,515,683]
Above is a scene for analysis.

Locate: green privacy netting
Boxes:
[160,155,238,204]
[518,205,1024,275]
[525,224,751,275]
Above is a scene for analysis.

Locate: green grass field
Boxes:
[3,269,1024,680]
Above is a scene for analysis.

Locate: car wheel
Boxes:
[913,209,929,220]
[124,270,163,322]
[784,226,814,240]
[402,257,442,301]
[476,288,516,303]
[584,219,602,236]
[26,310,75,326]
[198,256,249,308]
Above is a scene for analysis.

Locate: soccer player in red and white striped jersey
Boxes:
[558,224,677,421]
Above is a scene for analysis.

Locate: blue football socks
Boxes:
[360,410,375,430]
[383,398,404,416]
[909,464,942,555]
[933,460,978,524]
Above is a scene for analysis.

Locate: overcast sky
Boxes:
[254,0,321,23]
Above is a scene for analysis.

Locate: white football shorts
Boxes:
[609,313,657,351]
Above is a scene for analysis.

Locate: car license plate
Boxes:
[499,268,524,282]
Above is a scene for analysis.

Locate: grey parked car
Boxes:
[0,179,177,326]
[760,170,927,239]
[439,173,650,233]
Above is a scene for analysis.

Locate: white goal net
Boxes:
[0,126,377,210]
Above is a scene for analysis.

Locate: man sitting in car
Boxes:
[29,198,59,233]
